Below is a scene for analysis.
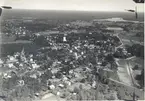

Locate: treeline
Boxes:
[135,69,144,88]
[126,44,144,58]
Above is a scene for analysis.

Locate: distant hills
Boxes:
[93,17,143,23]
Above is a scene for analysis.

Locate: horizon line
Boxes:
[3,8,141,13]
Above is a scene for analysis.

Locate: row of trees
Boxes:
[126,44,144,58]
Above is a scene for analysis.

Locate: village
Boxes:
[0,19,144,101]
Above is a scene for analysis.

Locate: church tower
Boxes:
[20,48,26,62]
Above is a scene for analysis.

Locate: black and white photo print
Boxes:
[0,0,144,101]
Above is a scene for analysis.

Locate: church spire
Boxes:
[20,47,26,62]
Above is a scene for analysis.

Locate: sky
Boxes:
[0,0,144,12]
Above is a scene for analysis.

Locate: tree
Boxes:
[126,44,144,58]
[133,65,139,70]
[135,68,144,88]
[105,54,115,62]
[140,69,144,88]
[33,35,47,46]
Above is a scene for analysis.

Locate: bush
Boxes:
[127,44,144,58]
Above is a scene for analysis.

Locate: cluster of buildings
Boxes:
[1,19,140,101]
[0,26,121,100]
[27,29,120,99]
